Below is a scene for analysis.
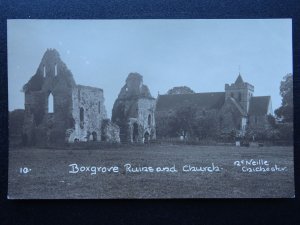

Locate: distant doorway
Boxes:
[144,131,150,143]
[132,123,138,142]
[92,131,97,141]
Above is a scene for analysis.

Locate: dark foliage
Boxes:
[275,73,293,122]
[167,86,195,95]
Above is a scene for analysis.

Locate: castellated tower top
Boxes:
[225,74,254,113]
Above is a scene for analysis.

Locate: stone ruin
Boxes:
[22,49,119,146]
[112,73,156,143]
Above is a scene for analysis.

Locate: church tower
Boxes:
[225,74,254,113]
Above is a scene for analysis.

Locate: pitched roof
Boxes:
[235,74,244,85]
[248,96,271,116]
[156,92,225,111]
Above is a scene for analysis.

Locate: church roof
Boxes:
[156,92,225,111]
[235,74,244,85]
[248,96,271,116]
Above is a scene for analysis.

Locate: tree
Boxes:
[244,114,278,142]
[167,86,195,95]
[167,106,198,138]
[9,109,24,136]
[275,73,293,122]
[193,113,218,139]
[166,106,219,140]
[9,109,25,145]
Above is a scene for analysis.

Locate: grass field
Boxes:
[8,144,294,199]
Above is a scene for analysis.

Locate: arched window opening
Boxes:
[148,114,151,126]
[231,92,234,98]
[80,107,84,129]
[48,93,54,113]
[98,101,101,114]
[55,64,58,76]
[43,65,46,77]
[80,107,84,122]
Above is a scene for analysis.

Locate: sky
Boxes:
[7,19,293,118]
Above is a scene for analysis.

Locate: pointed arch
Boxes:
[80,107,84,129]
[43,65,46,77]
[48,93,54,113]
[55,64,58,76]
[148,114,151,126]
[80,107,84,122]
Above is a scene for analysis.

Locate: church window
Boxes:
[48,93,54,113]
[231,92,234,98]
[80,107,84,122]
[148,114,151,126]
[55,64,58,76]
[98,101,101,114]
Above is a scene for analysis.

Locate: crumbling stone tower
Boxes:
[22,49,107,145]
[112,73,156,143]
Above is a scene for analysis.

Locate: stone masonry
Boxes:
[22,49,113,145]
[112,73,156,143]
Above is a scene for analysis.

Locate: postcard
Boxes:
[8,19,294,199]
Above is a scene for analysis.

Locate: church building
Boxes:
[155,74,273,138]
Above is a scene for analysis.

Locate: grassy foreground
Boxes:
[8,144,294,199]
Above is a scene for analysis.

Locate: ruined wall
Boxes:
[112,73,156,143]
[23,49,76,145]
[68,85,107,142]
[137,98,156,140]
[23,48,109,146]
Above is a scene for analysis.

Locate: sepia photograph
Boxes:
[7,19,294,199]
